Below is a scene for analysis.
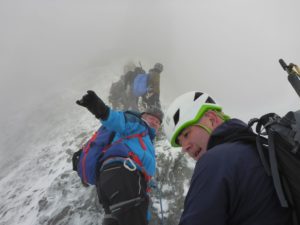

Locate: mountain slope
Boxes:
[0,64,194,225]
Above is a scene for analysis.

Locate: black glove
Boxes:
[76,90,109,120]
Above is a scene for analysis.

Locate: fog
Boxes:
[1,0,300,167]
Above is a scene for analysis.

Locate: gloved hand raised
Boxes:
[76,90,109,120]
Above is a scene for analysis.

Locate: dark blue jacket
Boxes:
[179,119,291,225]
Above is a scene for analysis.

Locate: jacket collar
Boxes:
[124,110,156,141]
[207,119,252,149]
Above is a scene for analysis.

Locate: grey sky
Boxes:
[0,0,300,165]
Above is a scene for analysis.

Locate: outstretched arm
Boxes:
[76,90,110,120]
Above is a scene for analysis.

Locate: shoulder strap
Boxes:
[103,129,148,153]
[224,120,273,177]
[123,129,148,147]
[83,131,99,153]
[268,130,289,207]
[249,113,290,208]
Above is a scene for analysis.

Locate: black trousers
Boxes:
[96,163,149,225]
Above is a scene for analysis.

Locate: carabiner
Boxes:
[123,158,137,171]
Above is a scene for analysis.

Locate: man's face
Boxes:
[177,116,212,161]
[142,113,161,132]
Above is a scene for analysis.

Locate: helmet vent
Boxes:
[173,109,180,126]
[206,96,216,104]
[194,92,203,101]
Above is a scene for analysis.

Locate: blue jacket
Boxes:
[179,119,291,225]
[100,109,157,177]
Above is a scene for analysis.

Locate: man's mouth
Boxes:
[194,148,202,159]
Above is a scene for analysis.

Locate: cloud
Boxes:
[0,0,300,165]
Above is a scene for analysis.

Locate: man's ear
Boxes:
[205,110,219,127]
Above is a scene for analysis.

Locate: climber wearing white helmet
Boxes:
[164,91,291,225]
[164,91,228,160]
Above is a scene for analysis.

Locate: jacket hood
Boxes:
[141,118,157,140]
[207,119,254,150]
[125,110,156,140]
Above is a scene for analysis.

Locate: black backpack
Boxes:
[229,111,300,225]
[226,59,300,224]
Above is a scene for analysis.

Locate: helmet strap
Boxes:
[214,110,231,122]
[193,111,230,135]
[194,124,212,135]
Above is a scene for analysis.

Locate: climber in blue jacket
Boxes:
[77,90,163,225]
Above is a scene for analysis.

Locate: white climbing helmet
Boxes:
[163,91,222,147]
